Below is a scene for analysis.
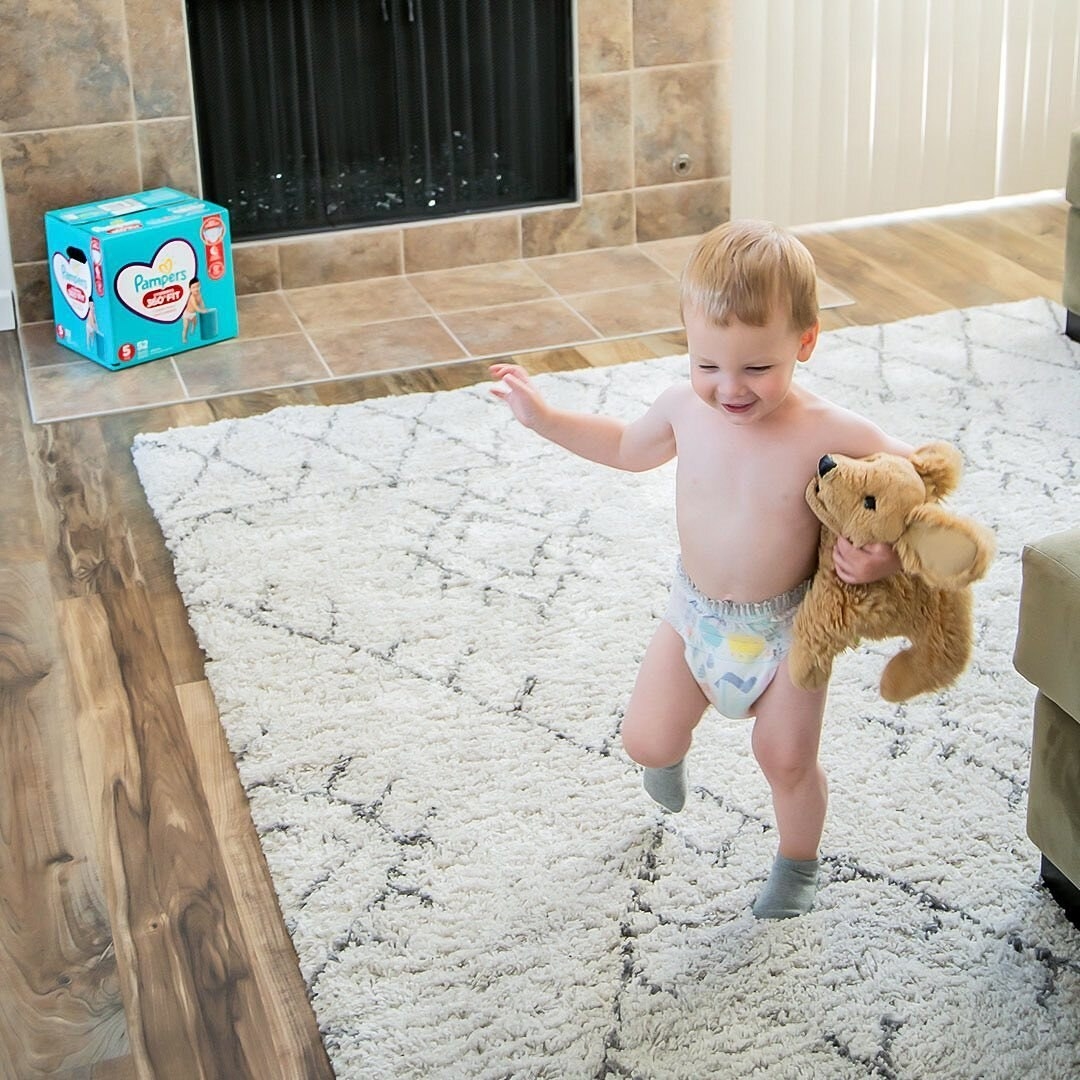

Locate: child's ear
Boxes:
[796,320,820,362]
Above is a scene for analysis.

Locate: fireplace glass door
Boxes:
[186,1,576,240]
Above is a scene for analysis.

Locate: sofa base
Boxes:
[1042,856,1080,929]
[1067,309,1080,342]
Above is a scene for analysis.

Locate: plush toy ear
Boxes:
[909,441,963,500]
[895,504,995,587]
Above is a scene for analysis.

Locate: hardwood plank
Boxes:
[200,385,324,421]
[935,210,1066,287]
[827,220,1057,308]
[26,418,142,600]
[796,230,956,325]
[58,588,281,1080]
[176,681,334,1079]
[56,1053,137,1080]
[0,335,47,560]
[0,564,126,1076]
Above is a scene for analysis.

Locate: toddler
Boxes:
[490,220,910,918]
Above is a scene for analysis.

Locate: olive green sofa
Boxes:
[1014,529,1080,926]
[1067,126,1080,341]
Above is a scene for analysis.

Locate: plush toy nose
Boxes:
[818,455,837,478]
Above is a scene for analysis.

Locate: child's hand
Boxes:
[489,364,549,429]
[833,536,901,584]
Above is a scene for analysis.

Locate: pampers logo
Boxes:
[114,238,198,323]
[52,247,93,320]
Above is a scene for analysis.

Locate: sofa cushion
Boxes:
[1066,208,1080,314]
[1014,527,1080,719]
[1027,691,1080,887]
[1068,127,1080,207]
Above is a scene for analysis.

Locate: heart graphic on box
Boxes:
[52,250,92,320]
[114,238,198,324]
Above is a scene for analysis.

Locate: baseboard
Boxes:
[1067,309,1080,343]
[1041,856,1080,929]
[0,289,14,332]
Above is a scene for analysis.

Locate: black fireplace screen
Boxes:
[186,1,576,241]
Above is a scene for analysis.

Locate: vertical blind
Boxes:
[186,1,576,240]
[731,0,1080,226]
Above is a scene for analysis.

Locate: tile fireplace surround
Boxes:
[1,0,732,327]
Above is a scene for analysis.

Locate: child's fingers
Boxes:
[489,362,529,382]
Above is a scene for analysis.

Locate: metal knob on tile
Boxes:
[672,154,693,176]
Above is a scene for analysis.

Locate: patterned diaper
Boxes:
[664,560,810,719]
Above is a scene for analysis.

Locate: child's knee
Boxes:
[621,717,690,770]
[752,734,818,787]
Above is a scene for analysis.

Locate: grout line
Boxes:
[429,312,474,360]
[279,290,337,380]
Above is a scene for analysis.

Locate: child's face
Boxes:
[684,305,818,424]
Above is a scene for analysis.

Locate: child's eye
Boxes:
[747,366,771,374]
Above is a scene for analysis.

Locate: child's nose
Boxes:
[717,372,744,396]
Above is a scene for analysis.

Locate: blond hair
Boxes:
[680,219,818,332]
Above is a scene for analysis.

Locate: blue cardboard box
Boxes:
[45,188,238,370]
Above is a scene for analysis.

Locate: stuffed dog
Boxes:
[788,441,995,702]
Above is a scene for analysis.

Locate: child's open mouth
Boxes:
[722,402,753,414]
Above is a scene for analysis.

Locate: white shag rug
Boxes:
[133,298,1080,1079]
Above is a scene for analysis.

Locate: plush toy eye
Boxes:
[863,494,877,510]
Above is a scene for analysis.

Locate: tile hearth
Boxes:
[18,236,852,424]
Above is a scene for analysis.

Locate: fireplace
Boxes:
[185,1,577,242]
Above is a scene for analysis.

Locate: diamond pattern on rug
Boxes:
[134,299,1080,1078]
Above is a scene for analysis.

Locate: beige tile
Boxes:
[528,247,673,294]
[137,119,199,193]
[521,193,635,257]
[237,293,301,339]
[408,262,554,312]
[0,4,132,132]
[635,178,730,243]
[579,74,634,194]
[632,0,729,67]
[286,277,431,330]
[633,64,727,187]
[18,321,84,369]
[578,0,633,73]
[126,0,192,118]
[1,127,141,263]
[310,317,466,377]
[279,229,402,289]
[26,355,187,423]
[403,215,521,273]
[233,244,282,295]
[565,281,682,337]
[817,277,857,310]
[441,299,599,357]
[174,335,329,398]
[638,234,702,275]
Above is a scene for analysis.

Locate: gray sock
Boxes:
[752,854,820,919]
[643,759,687,812]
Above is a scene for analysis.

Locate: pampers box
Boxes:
[45,188,238,369]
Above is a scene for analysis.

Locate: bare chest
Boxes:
[674,416,819,518]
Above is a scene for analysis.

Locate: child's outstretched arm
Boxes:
[489,363,675,473]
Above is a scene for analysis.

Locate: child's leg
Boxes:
[622,621,709,812]
[749,660,828,917]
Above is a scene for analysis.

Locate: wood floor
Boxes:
[0,197,1067,1078]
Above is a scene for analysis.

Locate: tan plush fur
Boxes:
[789,442,996,702]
